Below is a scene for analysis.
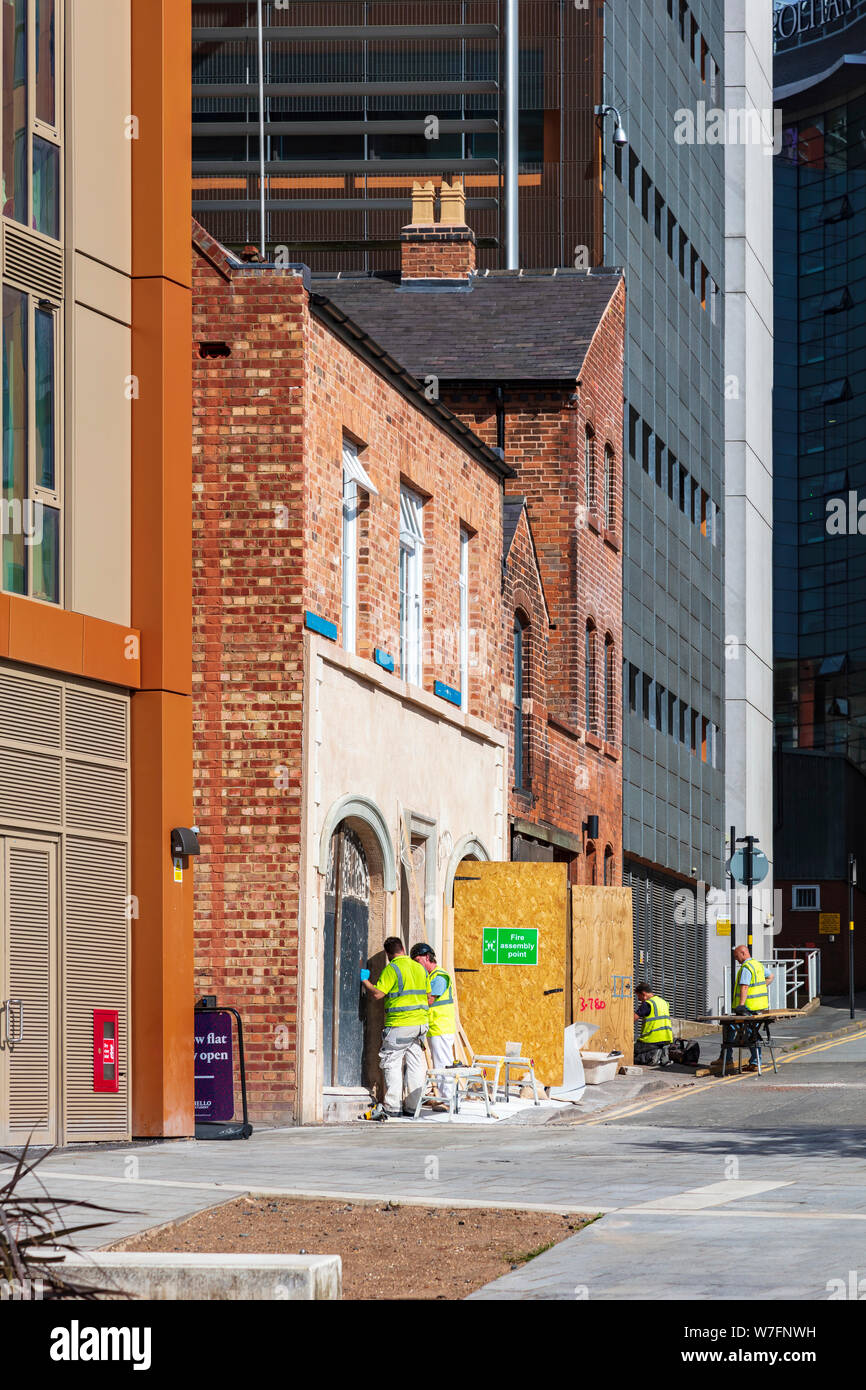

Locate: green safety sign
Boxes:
[481,927,539,965]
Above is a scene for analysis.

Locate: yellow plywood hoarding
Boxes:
[571,886,634,1065]
[453,861,569,1087]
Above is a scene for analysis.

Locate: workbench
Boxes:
[698,1010,803,1076]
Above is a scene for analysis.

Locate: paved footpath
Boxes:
[5,1002,864,1298]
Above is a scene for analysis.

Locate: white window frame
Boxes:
[399,485,424,687]
[458,526,470,710]
[341,469,358,655]
[792,885,820,911]
[3,0,64,242]
[1,284,62,604]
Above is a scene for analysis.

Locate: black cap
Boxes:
[410,943,436,961]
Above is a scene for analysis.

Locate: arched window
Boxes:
[513,613,529,790]
[585,620,597,734]
[584,426,595,512]
[604,634,616,744]
[604,445,615,530]
[586,841,597,885]
[603,845,615,885]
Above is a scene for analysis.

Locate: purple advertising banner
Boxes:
[194,1010,235,1122]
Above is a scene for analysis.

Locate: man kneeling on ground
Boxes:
[361,937,429,1116]
[634,982,674,1066]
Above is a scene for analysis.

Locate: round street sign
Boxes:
[727,847,770,885]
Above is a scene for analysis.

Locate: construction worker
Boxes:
[634,982,674,1066]
[712,944,774,1075]
[411,943,456,1102]
[361,936,429,1116]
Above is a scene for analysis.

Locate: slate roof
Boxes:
[310,267,623,384]
[502,497,526,560]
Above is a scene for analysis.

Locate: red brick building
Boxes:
[192,183,624,1124]
[317,185,625,886]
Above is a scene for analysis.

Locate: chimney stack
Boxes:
[400,179,476,283]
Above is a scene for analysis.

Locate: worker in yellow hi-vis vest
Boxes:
[411,943,456,1103]
[361,937,429,1116]
[713,944,774,1075]
[634,983,674,1066]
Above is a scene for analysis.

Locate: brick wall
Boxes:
[192,230,308,1124]
[302,310,502,718]
[192,225,504,1123]
[400,226,476,281]
[445,279,626,881]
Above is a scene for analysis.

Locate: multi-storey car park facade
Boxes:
[191,0,601,271]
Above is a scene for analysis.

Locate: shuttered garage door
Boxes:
[0,666,130,1144]
[62,688,130,1141]
[5,839,57,1145]
[625,863,707,1021]
[64,838,129,1138]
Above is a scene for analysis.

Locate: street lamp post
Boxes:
[849,854,857,1021]
[594,105,627,267]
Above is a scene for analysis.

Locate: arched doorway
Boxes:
[323,824,370,1087]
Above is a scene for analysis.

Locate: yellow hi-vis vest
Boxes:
[734,957,769,1012]
[639,994,673,1045]
[427,968,456,1037]
[380,955,429,1028]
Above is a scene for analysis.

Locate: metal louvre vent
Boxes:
[7,843,53,1133]
[65,687,128,763]
[0,746,62,825]
[0,670,62,749]
[65,762,128,837]
[626,863,706,1021]
[64,838,129,1137]
[2,221,64,300]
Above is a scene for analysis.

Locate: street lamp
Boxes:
[594,105,627,271]
[594,104,628,145]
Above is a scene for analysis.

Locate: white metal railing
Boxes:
[721,960,787,1014]
[720,951,820,1014]
[773,948,821,1008]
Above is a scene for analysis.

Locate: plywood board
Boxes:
[571,886,634,1065]
[454,861,569,1086]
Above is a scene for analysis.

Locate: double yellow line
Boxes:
[575,1027,866,1127]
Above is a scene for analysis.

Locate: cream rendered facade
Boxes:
[721,0,775,987]
[297,635,507,1124]
[0,0,137,1145]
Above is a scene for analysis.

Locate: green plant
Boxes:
[0,1139,131,1300]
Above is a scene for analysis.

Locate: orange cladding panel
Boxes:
[130,0,193,1136]
[130,691,194,1136]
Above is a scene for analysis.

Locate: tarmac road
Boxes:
[6,1025,866,1299]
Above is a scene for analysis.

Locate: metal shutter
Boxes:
[6,839,57,1144]
[0,746,62,826]
[65,762,128,836]
[65,687,128,764]
[0,670,61,748]
[63,838,129,1138]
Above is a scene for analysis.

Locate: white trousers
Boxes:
[379,1025,428,1114]
[429,1033,456,1099]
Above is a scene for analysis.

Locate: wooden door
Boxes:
[323,826,369,1088]
[0,837,58,1146]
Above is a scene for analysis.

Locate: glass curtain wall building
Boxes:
[191,0,601,270]
[774,3,866,770]
[604,0,726,1016]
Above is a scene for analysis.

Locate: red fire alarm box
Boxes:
[93,1009,119,1093]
